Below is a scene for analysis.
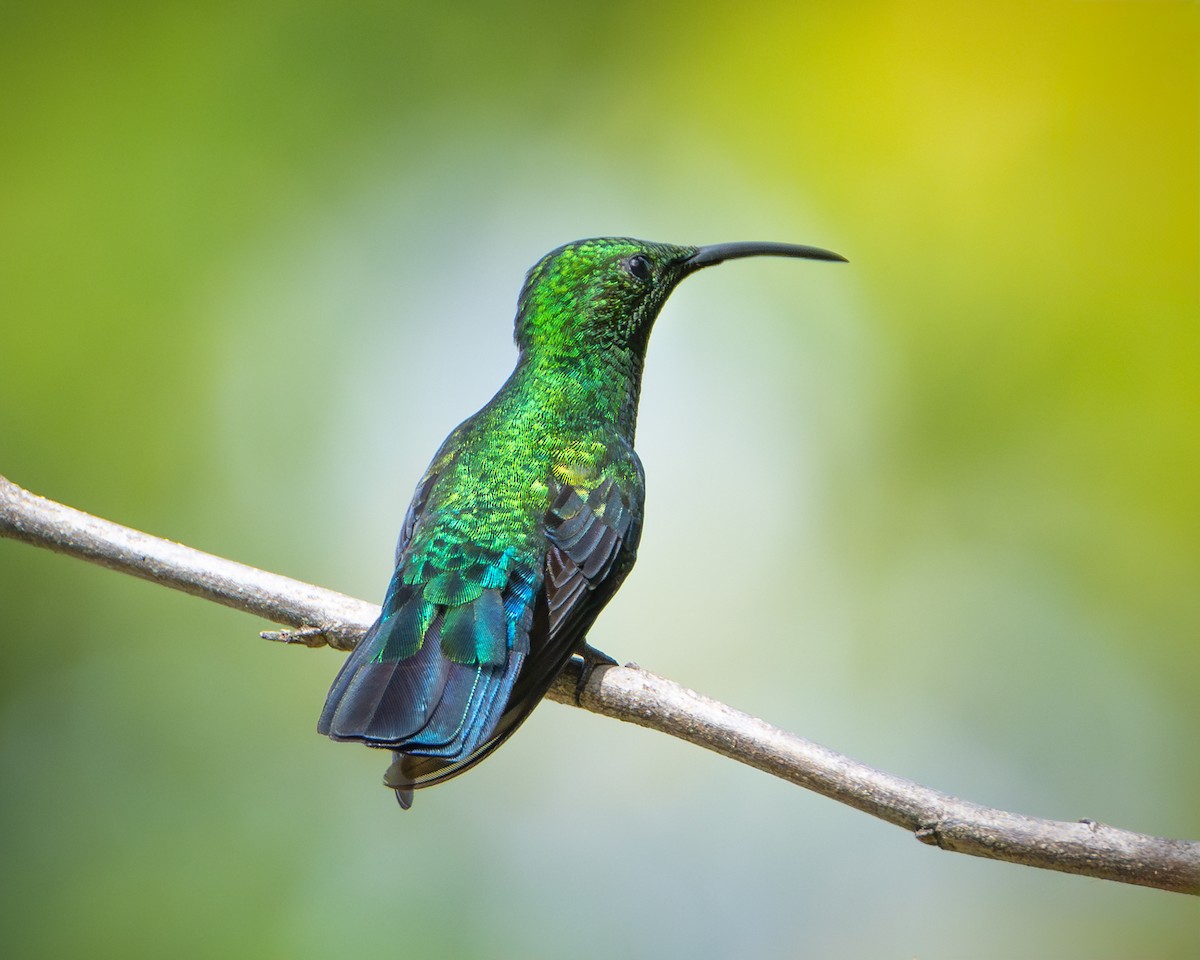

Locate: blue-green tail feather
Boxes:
[317,570,534,772]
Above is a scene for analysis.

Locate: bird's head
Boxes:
[513,237,845,362]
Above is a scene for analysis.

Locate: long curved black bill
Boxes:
[684,241,847,272]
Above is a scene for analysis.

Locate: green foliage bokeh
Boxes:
[1,2,1197,957]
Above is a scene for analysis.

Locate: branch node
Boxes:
[915,823,942,847]
[261,626,335,648]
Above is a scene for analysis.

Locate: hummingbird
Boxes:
[318,237,846,807]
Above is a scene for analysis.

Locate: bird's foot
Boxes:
[573,642,618,704]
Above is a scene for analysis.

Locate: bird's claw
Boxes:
[573,641,617,704]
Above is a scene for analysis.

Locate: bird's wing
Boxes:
[392,429,463,563]
[387,471,643,797]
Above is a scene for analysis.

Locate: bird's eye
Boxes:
[625,254,653,282]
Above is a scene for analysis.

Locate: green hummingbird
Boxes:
[318,237,846,807]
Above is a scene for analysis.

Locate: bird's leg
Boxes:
[573,640,617,704]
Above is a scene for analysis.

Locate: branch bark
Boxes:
[2,473,1197,895]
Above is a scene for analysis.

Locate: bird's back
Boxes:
[318,370,645,804]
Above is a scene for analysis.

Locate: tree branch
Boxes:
[2,473,1197,895]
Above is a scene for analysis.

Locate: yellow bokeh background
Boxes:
[1,2,1196,957]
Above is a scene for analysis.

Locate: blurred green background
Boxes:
[2,1,1197,956]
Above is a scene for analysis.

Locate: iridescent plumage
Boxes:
[318,237,845,806]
